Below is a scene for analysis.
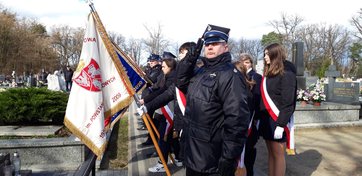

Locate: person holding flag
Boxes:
[259,43,297,176]
[137,56,180,173]
[137,42,197,165]
[176,25,250,176]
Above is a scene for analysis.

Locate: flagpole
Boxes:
[133,94,172,176]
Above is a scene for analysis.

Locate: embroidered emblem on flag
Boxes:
[74,59,102,92]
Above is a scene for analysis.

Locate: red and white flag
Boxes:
[64,13,134,157]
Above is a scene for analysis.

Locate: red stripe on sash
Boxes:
[161,106,174,136]
[260,77,278,121]
[176,87,186,115]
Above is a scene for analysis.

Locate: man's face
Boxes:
[204,42,228,59]
[148,60,158,68]
[242,59,252,70]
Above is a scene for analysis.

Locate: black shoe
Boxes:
[150,151,158,157]
[141,139,153,146]
[137,126,147,130]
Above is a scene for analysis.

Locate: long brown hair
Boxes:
[263,43,286,77]
[233,58,255,90]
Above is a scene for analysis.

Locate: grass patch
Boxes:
[108,116,129,169]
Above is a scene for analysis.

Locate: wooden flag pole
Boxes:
[134,95,171,176]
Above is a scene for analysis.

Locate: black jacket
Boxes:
[145,64,162,84]
[260,60,297,126]
[64,69,73,82]
[142,64,162,97]
[143,70,176,114]
[176,52,250,173]
[248,69,262,119]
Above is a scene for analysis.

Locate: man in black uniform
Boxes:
[176,25,250,176]
[138,54,162,140]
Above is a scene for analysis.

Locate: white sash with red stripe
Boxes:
[160,105,174,137]
[176,87,186,116]
[261,77,295,155]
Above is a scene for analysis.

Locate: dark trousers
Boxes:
[244,123,259,176]
[144,113,161,142]
[158,117,181,162]
[65,81,72,91]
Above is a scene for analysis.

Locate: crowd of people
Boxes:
[135,24,297,176]
[1,66,74,93]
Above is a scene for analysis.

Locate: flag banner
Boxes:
[260,77,295,155]
[115,50,146,93]
[106,44,147,127]
[64,12,134,156]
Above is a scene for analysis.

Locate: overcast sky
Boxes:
[1,0,361,44]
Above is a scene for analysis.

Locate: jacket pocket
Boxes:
[189,124,211,142]
[193,77,216,102]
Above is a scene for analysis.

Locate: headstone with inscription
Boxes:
[324,65,360,104]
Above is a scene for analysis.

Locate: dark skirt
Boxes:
[259,112,286,142]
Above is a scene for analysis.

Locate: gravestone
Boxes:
[292,42,306,89]
[306,76,319,88]
[324,65,360,104]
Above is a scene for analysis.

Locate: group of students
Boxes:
[136,24,297,176]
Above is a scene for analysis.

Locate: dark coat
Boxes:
[64,68,73,82]
[176,52,250,173]
[143,70,176,117]
[142,64,162,97]
[247,69,262,119]
[260,60,297,127]
[145,64,162,84]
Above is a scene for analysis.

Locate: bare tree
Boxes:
[142,23,170,56]
[109,31,126,49]
[237,38,263,62]
[296,23,351,75]
[50,25,83,70]
[269,13,304,58]
[127,38,143,65]
[351,8,362,40]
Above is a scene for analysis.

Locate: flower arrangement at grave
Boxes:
[308,82,326,105]
[309,88,326,103]
[297,89,310,102]
[296,80,327,106]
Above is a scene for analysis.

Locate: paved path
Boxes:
[128,102,362,176]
